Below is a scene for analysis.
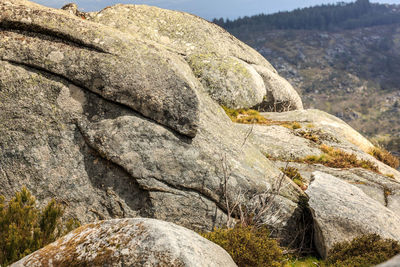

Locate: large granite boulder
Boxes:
[306,172,400,258]
[11,218,237,267]
[86,4,303,110]
[238,108,400,219]
[0,0,304,244]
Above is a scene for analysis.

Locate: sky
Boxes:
[31,0,400,20]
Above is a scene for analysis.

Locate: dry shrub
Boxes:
[201,225,283,267]
[369,147,400,169]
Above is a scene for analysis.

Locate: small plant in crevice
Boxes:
[0,187,80,266]
[280,166,307,190]
[369,146,400,169]
[325,234,400,267]
[296,130,320,143]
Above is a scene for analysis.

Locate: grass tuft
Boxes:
[303,145,379,172]
[222,106,301,128]
[369,147,400,169]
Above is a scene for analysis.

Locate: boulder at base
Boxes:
[377,254,400,267]
[306,171,400,258]
[11,218,237,267]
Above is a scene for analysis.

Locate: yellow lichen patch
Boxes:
[369,147,400,169]
[385,174,395,179]
[301,144,379,172]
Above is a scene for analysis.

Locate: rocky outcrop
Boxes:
[12,218,237,267]
[1,0,400,262]
[306,172,400,258]
[0,0,304,244]
[83,3,303,111]
[377,254,400,267]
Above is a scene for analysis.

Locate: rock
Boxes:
[0,0,304,244]
[0,0,200,137]
[262,109,374,153]
[11,218,237,267]
[186,54,266,109]
[86,3,303,111]
[253,65,303,111]
[273,161,400,213]
[256,109,400,180]
[306,171,400,258]
[377,254,400,267]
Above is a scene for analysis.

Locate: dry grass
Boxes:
[222,106,301,128]
[369,147,400,169]
[296,130,320,143]
[303,145,379,172]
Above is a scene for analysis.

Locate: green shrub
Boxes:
[326,234,400,267]
[0,187,80,266]
[201,225,283,267]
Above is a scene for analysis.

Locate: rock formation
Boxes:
[306,172,400,258]
[0,0,304,240]
[11,218,237,267]
[1,0,400,263]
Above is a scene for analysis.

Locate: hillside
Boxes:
[215,1,400,156]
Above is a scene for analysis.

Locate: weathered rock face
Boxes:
[306,172,400,259]
[84,3,303,111]
[2,0,400,261]
[377,254,400,267]
[0,0,304,244]
[12,218,237,267]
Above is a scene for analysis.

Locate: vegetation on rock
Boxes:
[0,187,80,266]
[201,225,283,267]
[296,130,320,143]
[369,146,400,169]
[304,144,378,172]
[325,234,400,267]
[222,106,301,129]
[280,166,307,190]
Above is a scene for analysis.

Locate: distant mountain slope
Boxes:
[216,1,400,156]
